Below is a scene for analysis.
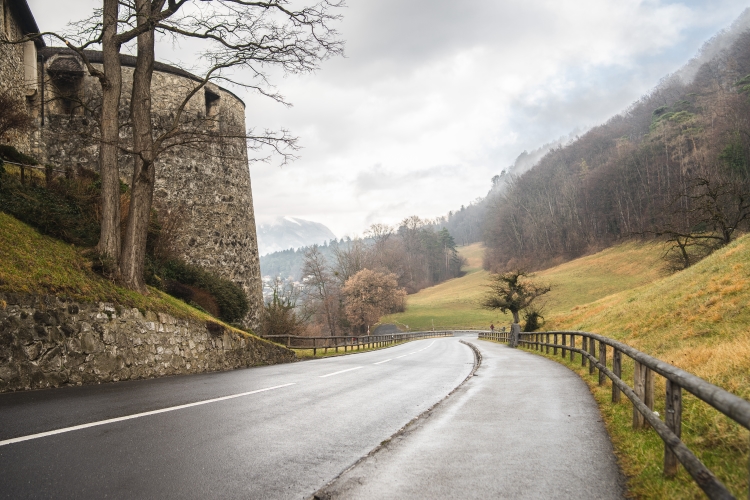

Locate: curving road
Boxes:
[0,335,625,499]
[315,338,626,499]
[0,337,474,499]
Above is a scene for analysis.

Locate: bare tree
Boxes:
[301,245,339,336]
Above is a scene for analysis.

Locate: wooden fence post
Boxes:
[589,338,596,375]
[612,349,621,403]
[545,333,549,354]
[582,337,588,367]
[570,335,575,362]
[598,341,607,386]
[561,334,566,358]
[633,361,645,429]
[644,366,654,429]
[664,380,682,477]
[553,333,558,355]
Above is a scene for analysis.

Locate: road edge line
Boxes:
[0,383,296,447]
[309,339,482,500]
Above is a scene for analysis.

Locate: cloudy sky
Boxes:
[30,0,750,237]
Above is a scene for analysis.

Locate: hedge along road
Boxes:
[0,337,474,499]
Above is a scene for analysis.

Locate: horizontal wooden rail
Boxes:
[262,331,453,355]
[478,329,750,500]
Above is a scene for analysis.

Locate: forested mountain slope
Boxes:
[483,12,750,271]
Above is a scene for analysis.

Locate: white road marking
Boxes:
[319,366,364,378]
[0,383,296,447]
[373,359,392,365]
[392,340,437,359]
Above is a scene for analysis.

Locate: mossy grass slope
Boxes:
[0,212,258,339]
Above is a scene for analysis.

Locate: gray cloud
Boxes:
[29,0,750,237]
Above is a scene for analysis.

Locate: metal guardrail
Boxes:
[263,331,453,355]
[479,329,750,500]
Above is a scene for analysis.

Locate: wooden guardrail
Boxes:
[263,331,453,355]
[1,160,68,185]
[479,329,750,500]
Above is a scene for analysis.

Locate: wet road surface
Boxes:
[314,339,625,500]
[0,337,473,499]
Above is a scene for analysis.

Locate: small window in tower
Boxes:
[205,88,220,118]
[47,56,84,116]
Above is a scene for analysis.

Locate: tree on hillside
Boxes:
[12,0,344,292]
[262,277,305,337]
[342,269,406,335]
[481,270,550,324]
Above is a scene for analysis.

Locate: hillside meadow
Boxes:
[386,237,750,498]
[383,240,666,331]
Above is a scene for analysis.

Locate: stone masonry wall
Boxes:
[0,293,295,393]
[0,0,31,152]
[26,48,265,331]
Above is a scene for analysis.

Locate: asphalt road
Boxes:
[0,337,474,499]
[315,339,626,500]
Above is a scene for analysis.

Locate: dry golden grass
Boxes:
[547,236,750,391]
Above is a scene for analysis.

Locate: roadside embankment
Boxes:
[0,292,295,392]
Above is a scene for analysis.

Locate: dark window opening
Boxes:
[205,88,220,118]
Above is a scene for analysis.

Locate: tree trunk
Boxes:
[98,0,122,264]
[512,310,520,323]
[120,0,156,292]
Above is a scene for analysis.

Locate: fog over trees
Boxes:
[482,27,750,272]
[262,217,464,336]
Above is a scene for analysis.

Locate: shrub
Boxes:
[261,278,305,337]
[0,167,100,247]
[523,309,545,332]
[146,258,248,323]
[0,145,38,166]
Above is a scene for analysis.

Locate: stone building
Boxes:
[1,0,264,331]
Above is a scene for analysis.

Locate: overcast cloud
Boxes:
[30,0,750,237]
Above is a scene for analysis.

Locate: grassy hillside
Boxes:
[383,240,665,331]
[381,243,503,330]
[0,212,244,330]
[543,236,750,498]
[395,237,750,498]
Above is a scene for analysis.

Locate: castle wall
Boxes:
[28,49,264,331]
[0,0,33,152]
[0,293,294,393]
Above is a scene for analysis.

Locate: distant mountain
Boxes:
[257,217,337,256]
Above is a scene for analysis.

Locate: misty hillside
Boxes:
[437,9,750,261]
[435,8,750,273]
[257,217,336,256]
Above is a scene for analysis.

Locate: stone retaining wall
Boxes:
[0,293,296,393]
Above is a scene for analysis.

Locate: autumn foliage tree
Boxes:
[342,269,406,335]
